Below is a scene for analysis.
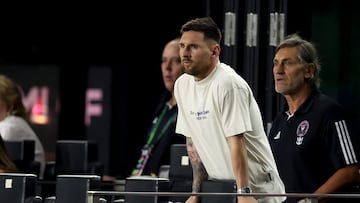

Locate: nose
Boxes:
[180,46,190,58]
[273,63,284,74]
[166,62,172,70]
[163,60,172,70]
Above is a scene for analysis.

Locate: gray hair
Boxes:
[275,33,321,88]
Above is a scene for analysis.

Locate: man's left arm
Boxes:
[227,135,257,203]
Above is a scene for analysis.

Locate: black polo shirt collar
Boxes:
[281,88,320,119]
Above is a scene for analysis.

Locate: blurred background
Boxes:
[0,0,359,179]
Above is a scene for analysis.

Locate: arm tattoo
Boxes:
[186,137,208,193]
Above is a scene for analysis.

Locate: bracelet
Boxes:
[237,187,252,194]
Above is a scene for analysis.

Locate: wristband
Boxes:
[237,187,252,194]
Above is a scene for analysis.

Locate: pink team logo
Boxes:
[296,120,309,145]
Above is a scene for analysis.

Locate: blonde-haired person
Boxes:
[0,74,45,178]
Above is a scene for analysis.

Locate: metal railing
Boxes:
[87,190,360,203]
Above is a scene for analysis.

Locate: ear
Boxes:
[212,45,221,57]
[304,63,315,79]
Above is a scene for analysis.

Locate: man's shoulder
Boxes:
[314,93,343,111]
[176,73,192,84]
[216,64,250,90]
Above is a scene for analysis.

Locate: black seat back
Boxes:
[0,173,38,203]
[169,144,192,179]
[4,140,39,176]
[125,177,169,203]
[55,140,101,175]
[201,180,237,203]
[168,144,193,202]
[55,174,101,203]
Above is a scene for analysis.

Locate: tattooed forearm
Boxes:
[186,137,208,192]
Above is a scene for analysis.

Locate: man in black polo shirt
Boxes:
[269,33,360,203]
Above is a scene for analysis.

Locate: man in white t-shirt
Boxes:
[174,17,286,203]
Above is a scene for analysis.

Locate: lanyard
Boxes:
[146,104,170,145]
[131,104,176,176]
[152,112,177,145]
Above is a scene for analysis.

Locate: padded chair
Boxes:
[125,176,169,203]
[167,145,237,203]
[44,174,102,203]
[167,144,193,203]
[200,180,237,203]
[124,144,193,203]
[0,173,42,203]
[168,144,192,179]
[4,140,41,177]
[55,140,104,176]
